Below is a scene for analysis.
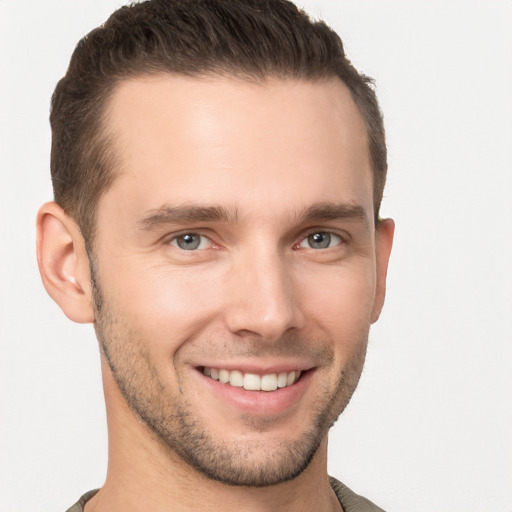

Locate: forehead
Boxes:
[100,74,373,223]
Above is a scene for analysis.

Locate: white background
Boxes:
[0,1,511,511]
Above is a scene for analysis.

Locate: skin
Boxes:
[37,75,394,512]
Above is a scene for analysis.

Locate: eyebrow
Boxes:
[137,202,370,231]
[298,202,370,227]
[137,205,239,230]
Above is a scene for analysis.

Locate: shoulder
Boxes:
[67,482,383,511]
[65,490,99,512]
[330,477,387,512]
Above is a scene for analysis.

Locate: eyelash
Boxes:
[296,231,344,250]
[168,233,214,251]
[166,230,345,252]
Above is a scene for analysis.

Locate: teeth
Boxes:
[261,373,278,391]
[243,373,261,391]
[230,370,243,387]
[277,372,288,388]
[203,367,302,391]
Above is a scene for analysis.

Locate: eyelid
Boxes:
[166,231,215,251]
[294,226,351,246]
[162,227,348,251]
[297,229,345,251]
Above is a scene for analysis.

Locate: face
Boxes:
[90,75,392,486]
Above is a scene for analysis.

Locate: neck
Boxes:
[86,364,341,512]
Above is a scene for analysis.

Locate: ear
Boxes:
[36,202,95,323]
[371,218,394,323]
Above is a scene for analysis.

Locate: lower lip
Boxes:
[196,369,313,416]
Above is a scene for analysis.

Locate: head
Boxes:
[38,0,393,490]
[50,0,387,246]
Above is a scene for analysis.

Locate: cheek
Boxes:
[101,262,224,345]
[300,262,376,341]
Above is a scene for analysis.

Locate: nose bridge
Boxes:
[225,241,302,340]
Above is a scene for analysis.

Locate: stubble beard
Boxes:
[90,265,368,487]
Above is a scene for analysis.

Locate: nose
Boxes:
[223,246,304,341]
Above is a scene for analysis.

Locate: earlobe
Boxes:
[371,218,395,324]
[36,202,95,323]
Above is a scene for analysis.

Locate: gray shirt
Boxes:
[65,477,386,512]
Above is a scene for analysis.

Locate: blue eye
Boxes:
[170,233,211,251]
[300,232,342,249]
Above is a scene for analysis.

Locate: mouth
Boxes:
[202,367,302,392]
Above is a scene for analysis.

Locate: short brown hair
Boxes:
[50,0,387,243]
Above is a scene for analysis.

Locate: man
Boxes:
[36,0,394,510]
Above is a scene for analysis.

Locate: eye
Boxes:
[299,232,342,250]
[169,233,212,251]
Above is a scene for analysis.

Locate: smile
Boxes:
[203,367,302,392]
